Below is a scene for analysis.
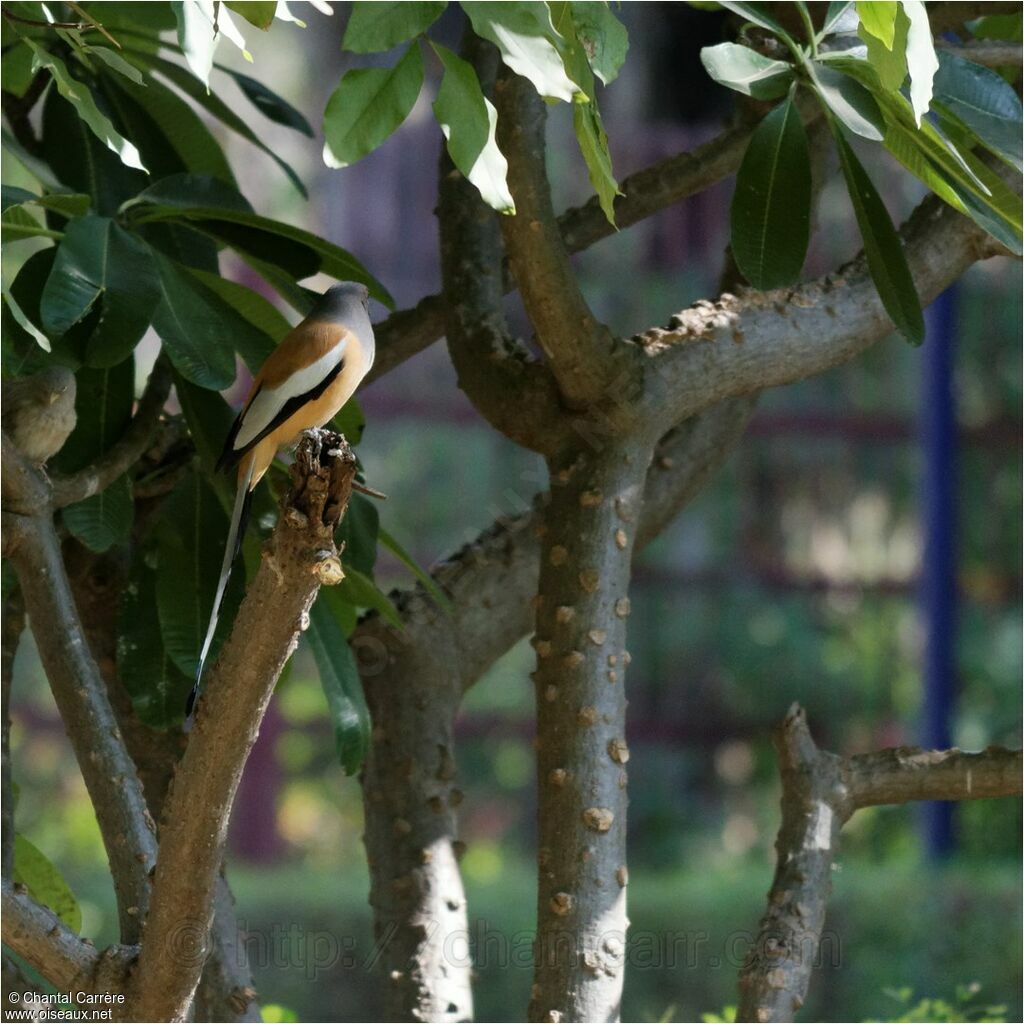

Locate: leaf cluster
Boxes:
[699,0,1022,343]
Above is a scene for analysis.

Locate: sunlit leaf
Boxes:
[856,0,897,47]
[342,1,446,52]
[902,0,937,125]
[322,42,424,169]
[13,835,81,933]
[700,42,794,100]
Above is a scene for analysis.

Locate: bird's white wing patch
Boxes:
[233,340,347,450]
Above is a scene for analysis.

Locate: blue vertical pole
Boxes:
[920,285,958,859]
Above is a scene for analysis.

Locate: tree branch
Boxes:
[353,395,756,1017]
[437,36,569,456]
[640,191,1008,435]
[128,430,358,1022]
[367,115,767,389]
[51,355,172,509]
[1,585,24,880]
[2,882,102,992]
[495,73,629,411]
[736,705,1023,1023]
[2,481,157,943]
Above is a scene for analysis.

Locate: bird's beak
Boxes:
[49,392,60,404]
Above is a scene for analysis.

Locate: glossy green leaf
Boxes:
[1,188,90,218]
[860,3,908,91]
[41,216,160,367]
[323,42,424,169]
[568,1,629,86]
[53,360,134,474]
[150,255,239,390]
[106,64,237,186]
[342,1,446,52]
[336,492,379,577]
[337,565,403,628]
[730,95,810,289]
[124,173,252,214]
[833,125,924,344]
[130,52,306,196]
[902,0,937,125]
[719,1,790,38]
[156,469,246,677]
[0,206,62,242]
[225,69,313,135]
[128,202,392,306]
[821,1,857,38]
[932,51,1023,171]
[378,525,451,612]
[462,1,580,102]
[63,473,133,552]
[40,88,145,215]
[224,0,277,29]
[306,589,369,775]
[700,42,794,100]
[856,0,897,47]
[3,289,50,352]
[809,61,884,140]
[13,835,81,933]
[431,42,515,214]
[185,268,288,370]
[573,100,619,225]
[171,0,218,86]
[2,41,35,96]
[118,557,193,728]
[25,40,146,171]
[84,44,146,85]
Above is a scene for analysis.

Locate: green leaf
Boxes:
[13,835,81,933]
[719,2,789,38]
[118,557,192,728]
[573,100,619,225]
[809,61,884,140]
[156,469,246,677]
[123,173,252,214]
[860,4,908,91]
[306,589,369,774]
[902,0,937,125]
[172,372,236,499]
[1,188,90,219]
[700,42,794,100]
[342,1,446,52]
[462,1,580,102]
[336,492,379,577]
[127,201,393,307]
[63,473,133,552]
[378,525,452,612]
[971,12,1022,43]
[105,66,237,186]
[83,44,146,85]
[53,360,134,473]
[730,95,810,289]
[225,69,313,136]
[1,206,63,242]
[949,180,1023,256]
[932,51,1023,171]
[856,0,897,47]
[24,40,146,171]
[2,125,65,193]
[171,0,218,86]
[150,255,239,390]
[832,124,924,344]
[41,216,160,367]
[3,289,50,352]
[430,42,515,214]
[336,565,403,628]
[820,2,857,38]
[130,51,306,197]
[567,1,629,86]
[322,42,424,169]
[224,0,277,29]
[184,269,288,369]
[2,40,35,96]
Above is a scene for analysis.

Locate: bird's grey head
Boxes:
[312,282,371,322]
[37,365,76,405]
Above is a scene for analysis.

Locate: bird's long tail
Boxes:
[186,460,255,718]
